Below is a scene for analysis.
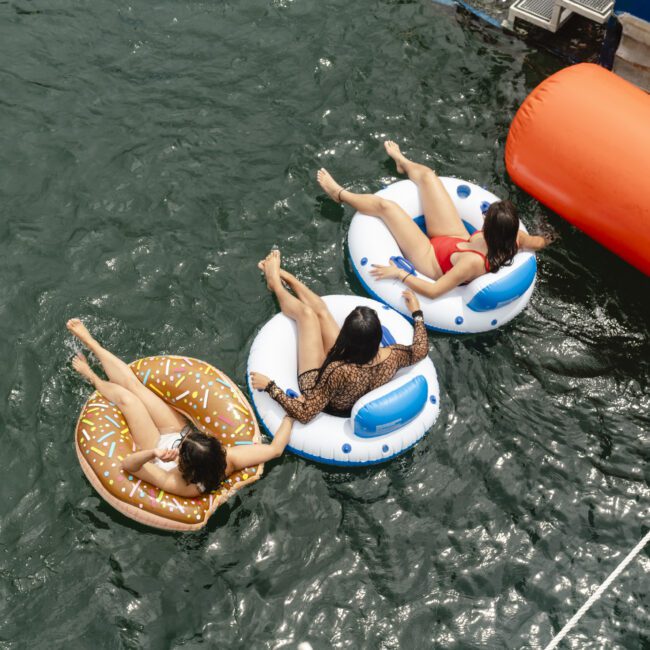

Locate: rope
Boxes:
[544,529,650,650]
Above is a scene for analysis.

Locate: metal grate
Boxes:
[516,0,555,20]
[562,0,613,17]
[572,0,612,12]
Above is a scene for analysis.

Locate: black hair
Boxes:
[318,306,382,380]
[483,200,519,273]
[177,429,227,493]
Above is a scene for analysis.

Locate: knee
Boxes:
[417,168,438,184]
[115,389,138,410]
[312,300,329,320]
[376,198,398,215]
[298,304,318,323]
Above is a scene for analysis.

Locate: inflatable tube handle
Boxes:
[353,375,428,438]
[389,256,417,277]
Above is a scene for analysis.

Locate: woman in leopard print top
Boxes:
[250,249,429,424]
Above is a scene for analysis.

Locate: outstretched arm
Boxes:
[250,370,339,424]
[517,231,552,251]
[121,449,201,497]
[371,257,480,300]
[402,258,479,300]
[389,290,429,367]
[226,417,294,472]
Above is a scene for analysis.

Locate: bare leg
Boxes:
[261,249,326,374]
[281,270,340,353]
[67,319,187,432]
[72,353,160,450]
[317,168,439,277]
[259,259,340,354]
[384,141,469,239]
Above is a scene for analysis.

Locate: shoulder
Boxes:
[456,251,485,273]
[321,360,345,375]
[320,361,348,383]
[160,467,202,497]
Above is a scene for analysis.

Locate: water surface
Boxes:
[0,0,648,647]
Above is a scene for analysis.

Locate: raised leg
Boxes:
[384,141,469,239]
[67,319,187,433]
[72,353,160,450]
[317,168,439,277]
[280,269,340,353]
[262,250,326,375]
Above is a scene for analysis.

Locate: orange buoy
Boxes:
[506,63,650,275]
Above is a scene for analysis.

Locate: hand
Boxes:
[402,289,420,313]
[250,371,271,391]
[154,448,179,462]
[370,259,400,281]
[543,231,559,246]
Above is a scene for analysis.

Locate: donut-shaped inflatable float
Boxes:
[247,295,439,466]
[348,179,538,333]
[75,355,262,531]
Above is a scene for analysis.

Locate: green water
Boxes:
[1,0,648,647]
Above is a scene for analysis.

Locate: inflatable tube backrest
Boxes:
[413,215,476,236]
[466,255,537,312]
[352,374,428,438]
[380,325,396,347]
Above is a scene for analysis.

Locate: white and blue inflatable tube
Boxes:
[347,178,537,334]
[247,295,440,466]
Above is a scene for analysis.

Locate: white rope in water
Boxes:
[544,530,650,650]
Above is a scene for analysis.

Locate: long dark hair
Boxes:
[483,200,519,273]
[177,429,227,493]
[318,306,382,380]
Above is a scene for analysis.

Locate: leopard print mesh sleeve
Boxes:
[385,310,428,369]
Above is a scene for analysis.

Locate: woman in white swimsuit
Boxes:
[67,319,292,497]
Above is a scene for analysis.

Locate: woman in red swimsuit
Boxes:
[317,141,552,300]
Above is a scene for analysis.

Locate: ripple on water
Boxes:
[0,0,649,647]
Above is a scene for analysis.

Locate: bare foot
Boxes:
[257,258,266,273]
[259,256,295,292]
[317,168,345,204]
[258,257,273,291]
[66,318,95,348]
[384,140,408,174]
[72,352,96,384]
[262,249,282,290]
